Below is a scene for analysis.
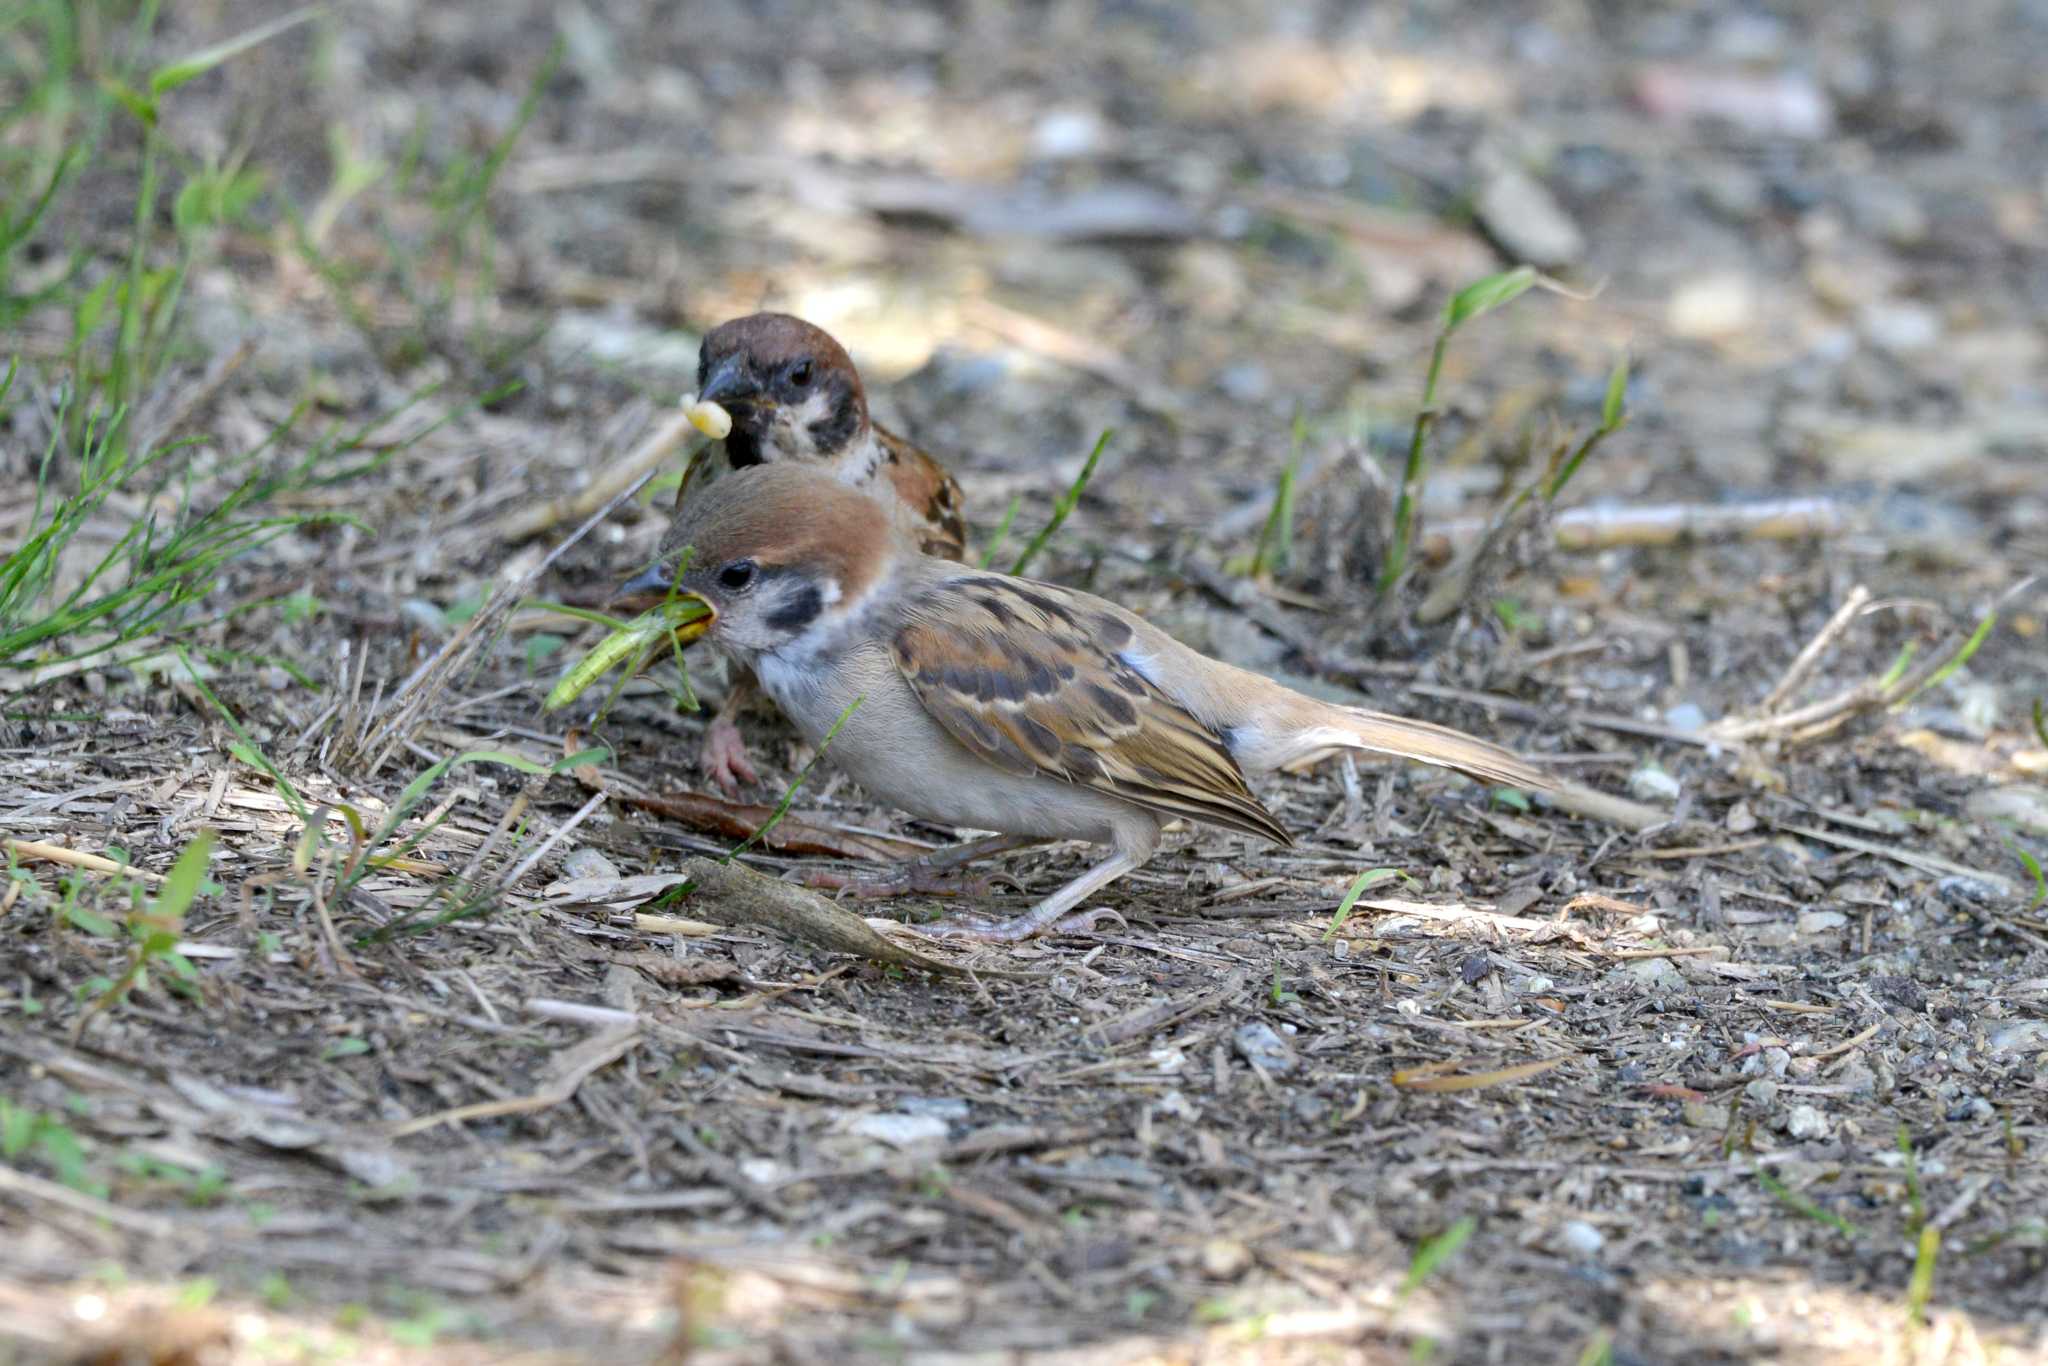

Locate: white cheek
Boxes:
[774,390,836,457]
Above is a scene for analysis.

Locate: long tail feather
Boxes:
[1337,708,1548,791]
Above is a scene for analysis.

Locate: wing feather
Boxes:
[875,425,969,561]
[890,575,1292,844]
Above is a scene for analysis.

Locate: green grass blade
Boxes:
[1905,1227,1939,1324]
[1444,266,1537,334]
[175,646,307,820]
[1324,867,1411,942]
[149,6,322,97]
[1600,353,1630,430]
[977,495,1024,569]
[1010,429,1111,577]
[149,830,216,924]
[1398,1217,1475,1301]
[1898,609,1996,703]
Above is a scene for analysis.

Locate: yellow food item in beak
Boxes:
[682,395,733,440]
[544,595,714,712]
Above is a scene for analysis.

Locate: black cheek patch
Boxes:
[763,583,825,632]
[806,378,862,453]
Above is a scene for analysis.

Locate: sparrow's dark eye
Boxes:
[786,359,813,388]
[716,558,758,593]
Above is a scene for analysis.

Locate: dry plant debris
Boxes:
[2,3,2045,1364]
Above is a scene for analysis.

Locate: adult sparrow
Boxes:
[616,464,1547,942]
[672,312,969,792]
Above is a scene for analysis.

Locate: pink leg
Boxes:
[918,850,1139,942]
[699,678,761,796]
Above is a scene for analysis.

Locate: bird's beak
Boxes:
[611,563,675,613]
[608,566,716,644]
[697,353,766,411]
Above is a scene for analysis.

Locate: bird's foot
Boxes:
[698,713,759,796]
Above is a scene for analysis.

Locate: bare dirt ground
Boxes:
[4,2,2046,1362]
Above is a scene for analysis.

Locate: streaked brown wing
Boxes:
[890,574,1291,843]
[875,424,968,561]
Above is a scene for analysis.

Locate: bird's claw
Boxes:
[699,714,759,796]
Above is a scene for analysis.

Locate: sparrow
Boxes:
[672,312,970,793]
[615,463,1548,942]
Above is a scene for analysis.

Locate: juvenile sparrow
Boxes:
[673,313,970,792]
[616,464,1548,942]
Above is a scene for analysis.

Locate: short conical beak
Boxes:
[611,564,675,613]
[697,353,763,410]
[609,564,715,643]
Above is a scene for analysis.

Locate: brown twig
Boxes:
[493,408,698,544]
[386,1021,640,1137]
[1757,585,1871,713]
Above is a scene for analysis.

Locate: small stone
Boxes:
[1988,1022,2048,1053]
[1664,702,1708,733]
[1634,65,1832,140]
[1725,800,1757,834]
[1214,361,1271,404]
[1033,108,1105,160]
[1473,165,1587,268]
[1859,301,1942,355]
[1945,1097,1993,1123]
[400,598,449,635]
[739,1158,784,1185]
[1745,1078,1779,1106]
[1629,763,1682,801]
[1845,179,1929,247]
[1785,1104,1829,1140]
[1797,909,1849,934]
[849,1113,951,1147]
[1557,1220,1605,1257]
[1667,273,1756,340]
[1682,1101,1731,1130]
[1763,1046,1791,1078]
[898,1096,970,1121]
[1834,1057,1877,1095]
[1201,1237,1252,1279]
[560,848,619,882]
[1695,164,1766,223]
[1234,1021,1297,1075]
[1613,957,1685,991]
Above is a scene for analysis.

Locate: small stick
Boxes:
[0,1162,179,1239]
[1421,496,1851,558]
[1758,585,1871,713]
[525,998,640,1027]
[495,791,607,892]
[1808,1020,1883,1061]
[3,838,165,883]
[1778,821,2014,896]
[495,409,698,543]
